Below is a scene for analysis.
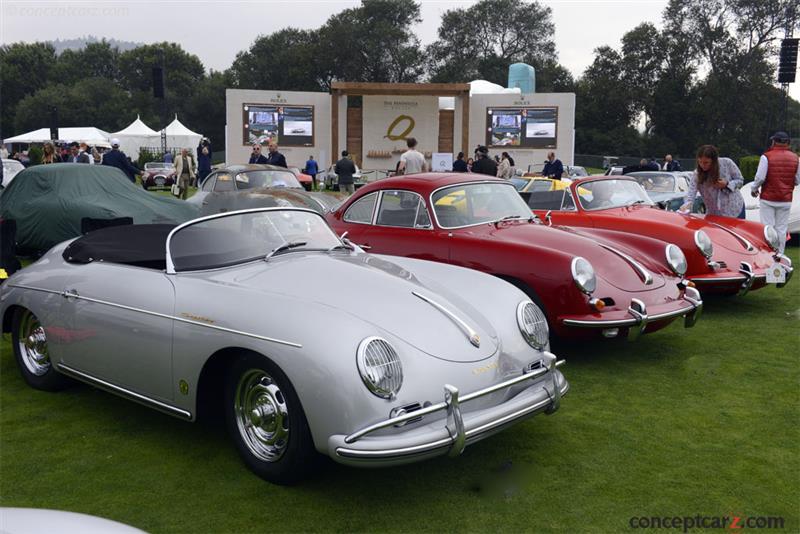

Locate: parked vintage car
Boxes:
[141,161,177,191]
[320,163,367,191]
[0,163,197,254]
[1,207,568,484]
[1,158,25,189]
[326,174,703,341]
[187,164,341,217]
[510,175,573,193]
[626,171,705,213]
[524,175,793,295]
[741,181,800,237]
[288,166,314,191]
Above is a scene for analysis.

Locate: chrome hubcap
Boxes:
[234,370,289,462]
[17,310,50,376]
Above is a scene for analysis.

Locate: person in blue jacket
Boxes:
[542,152,564,179]
[101,138,140,182]
[304,155,319,189]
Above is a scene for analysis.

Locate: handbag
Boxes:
[171,183,181,196]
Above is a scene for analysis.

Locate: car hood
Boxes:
[221,252,500,363]
[482,222,666,292]
[589,205,758,255]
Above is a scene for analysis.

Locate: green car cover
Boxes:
[0,163,198,253]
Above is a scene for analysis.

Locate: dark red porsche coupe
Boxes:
[326,174,703,341]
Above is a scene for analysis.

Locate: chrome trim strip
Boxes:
[345,363,555,444]
[335,382,569,460]
[10,284,302,348]
[57,363,192,420]
[598,244,654,285]
[704,221,755,251]
[165,206,326,274]
[412,291,481,348]
[6,284,63,296]
[688,275,747,283]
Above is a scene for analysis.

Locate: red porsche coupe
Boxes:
[326,174,703,341]
[524,176,793,295]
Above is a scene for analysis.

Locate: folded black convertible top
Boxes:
[63,224,176,270]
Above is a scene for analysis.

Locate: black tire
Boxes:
[224,352,317,485]
[11,308,70,391]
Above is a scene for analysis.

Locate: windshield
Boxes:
[432,182,532,228]
[235,170,302,190]
[169,209,342,272]
[629,173,675,193]
[576,179,654,211]
[145,162,171,170]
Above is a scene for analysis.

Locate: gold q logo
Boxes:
[384,115,415,140]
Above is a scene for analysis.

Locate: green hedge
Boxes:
[739,155,760,183]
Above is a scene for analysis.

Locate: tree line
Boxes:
[1,0,797,159]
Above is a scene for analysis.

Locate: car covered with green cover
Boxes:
[0,163,198,254]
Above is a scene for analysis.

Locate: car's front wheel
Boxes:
[224,353,317,485]
[11,308,70,391]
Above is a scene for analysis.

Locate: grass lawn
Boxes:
[1,248,798,533]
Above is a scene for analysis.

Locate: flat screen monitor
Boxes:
[243,104,314,147]
[485,107,557,149]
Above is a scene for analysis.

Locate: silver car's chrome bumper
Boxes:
[329,354,567,467]
[560,286,703,341]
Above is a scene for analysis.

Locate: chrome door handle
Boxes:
[62,289,79,299]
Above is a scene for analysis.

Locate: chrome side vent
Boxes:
[390,402,424,427]
[717,260,728,269]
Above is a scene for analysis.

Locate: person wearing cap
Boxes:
[334,150,357,196]
[101,138,139,183]
[471,146,498,176]
[751,132,800,254]
[67,142,90,163]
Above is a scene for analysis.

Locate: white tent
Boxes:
[110,115,160,158]
[164,115,202,151]
[3,127,111,147]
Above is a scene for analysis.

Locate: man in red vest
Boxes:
[751,131,800,254]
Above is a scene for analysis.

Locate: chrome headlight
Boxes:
[665,244,687,276]
[694,230,713,259]
[356,337,403,399]
[764,225,780,251]
[516,301,549,350]
[571,256,596,294]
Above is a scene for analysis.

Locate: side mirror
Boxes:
[544,210,552,226]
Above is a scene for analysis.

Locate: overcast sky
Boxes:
[2,0,798,99]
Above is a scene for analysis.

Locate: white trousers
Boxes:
[759,200,792,254]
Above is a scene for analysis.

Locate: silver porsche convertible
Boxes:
[0,208,568,484]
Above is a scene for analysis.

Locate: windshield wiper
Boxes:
[265,240,308,261]
[493,214,522,226]
[326,242,354,253]
[629,200,650,207]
